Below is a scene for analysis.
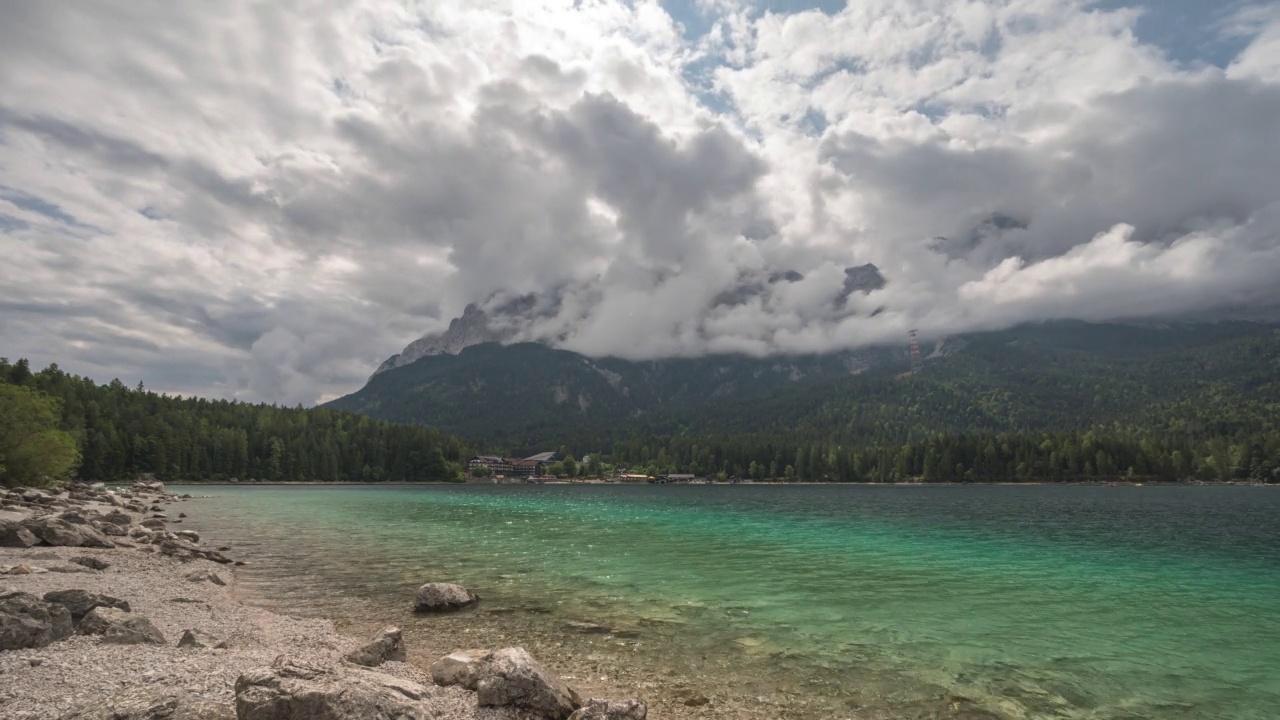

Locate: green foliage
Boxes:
[0,383,80,487]
[0,358,470,483]
[326,321,1280,483]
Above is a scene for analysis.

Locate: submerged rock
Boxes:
[344,626,406,667]
[413,582,477,612]
[474,647,582,720]
[0,591,73,650]
[235,655,433,720]
[43,589,131,622]
[568,698,648,720]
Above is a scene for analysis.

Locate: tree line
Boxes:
[0,358,471,487]
[589,425,1280,483]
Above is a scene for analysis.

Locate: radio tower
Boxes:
[908,329,923,374]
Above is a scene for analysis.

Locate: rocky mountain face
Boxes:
[374,264,891,377]
[374,303,513,376]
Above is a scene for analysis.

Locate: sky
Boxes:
[1,0,1278,405]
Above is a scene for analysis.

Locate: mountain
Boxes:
[374,303,511,376]
[372,263,890,377]
[325,318,1280,452]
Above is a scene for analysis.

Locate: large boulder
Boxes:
[474,647,581,720]
[0,519,39,548]
[101,510,134,526]
[57,690,235,719]
[57,510,97,525]
[235,656,434,720]
[78,606,166,645]
[92,520,128,537]
[345,626,406,667]
[0,591,74,650]
[429,649,488,688]
[23,517,113,548]
[568,699,648,720]
[43,589,131,621]
[413,582,477,612]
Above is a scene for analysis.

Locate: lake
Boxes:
[173,483,1280,719]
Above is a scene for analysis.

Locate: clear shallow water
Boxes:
[174,484,1280,719]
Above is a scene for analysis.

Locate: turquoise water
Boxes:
[175,484,1280,719]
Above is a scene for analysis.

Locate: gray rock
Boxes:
[57,691,235,719]
[43,589,131,621]
[184,570,226,586]
[413,582,477,612]
[140,518,166,530]
[78,606,166,645]
[101,510,134,526]
[22,517,113,548]
[0,519,39,548]
[178,629,228,649]
[175,530,200,543]
[568,699,648,720]
[159,538,233,564]
[70,556,111,571]
[429,649,488,688]
[235,656,434,720]
[0,591,74,650]
[344,626,405,667]
[563,621,611,634]
[92,520,128,537]
[474,647,581,720]
[48,565,95,573]
[57,510,95,525]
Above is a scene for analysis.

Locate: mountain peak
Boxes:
[374,303,512,377]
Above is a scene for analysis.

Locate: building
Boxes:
[664,474,697,483]
[468,455,513,475]
[510,459,546,477]
[470,452,556,477]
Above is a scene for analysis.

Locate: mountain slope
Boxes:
[326,320,1280,451]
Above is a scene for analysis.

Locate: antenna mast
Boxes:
[908,329,922,374]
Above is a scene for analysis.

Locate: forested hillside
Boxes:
[328,321,1280,483]
[0,358,470,486]
[329,321,1280,444]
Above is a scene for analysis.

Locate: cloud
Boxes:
[0,0,1278,404]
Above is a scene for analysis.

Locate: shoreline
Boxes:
[162,479,1277,487]
[0,483,644,719]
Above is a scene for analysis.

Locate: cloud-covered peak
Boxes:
[2,0,1278,404]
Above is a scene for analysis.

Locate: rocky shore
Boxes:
[0,482,645,720]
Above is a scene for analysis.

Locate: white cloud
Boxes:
[0,0,1277,404]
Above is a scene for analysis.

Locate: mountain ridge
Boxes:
[327,319,1280,452]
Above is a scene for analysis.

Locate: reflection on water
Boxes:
[176,484,1280,719]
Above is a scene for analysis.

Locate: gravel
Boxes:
[0,543,522,720]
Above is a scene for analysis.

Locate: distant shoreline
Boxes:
[166,479,1277,487]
